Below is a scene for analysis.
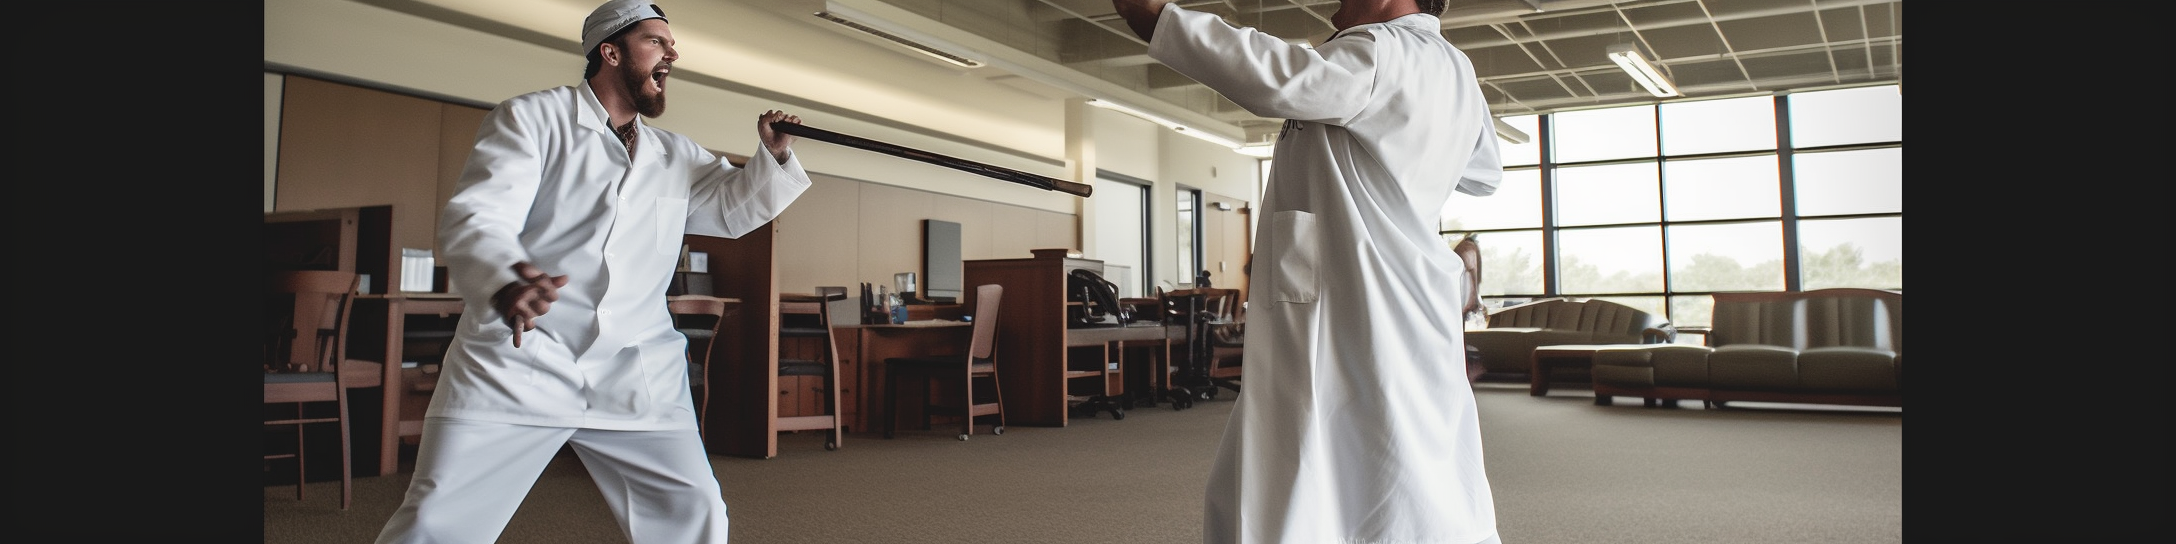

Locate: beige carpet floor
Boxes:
[265,383,1904,543]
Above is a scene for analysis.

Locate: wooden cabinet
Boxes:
[264,206,392,295]
[271,75,487,293]
[963,251,1121,427]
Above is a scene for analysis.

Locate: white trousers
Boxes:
[375,417,730,544]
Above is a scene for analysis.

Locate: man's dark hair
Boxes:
[1418,1,1447,16]
[582,27,639,80]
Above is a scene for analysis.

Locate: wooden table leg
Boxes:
[1529,347,1597,397]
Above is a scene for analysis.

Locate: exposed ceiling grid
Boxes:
[380,0,1899,148]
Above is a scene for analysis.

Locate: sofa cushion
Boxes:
[1589,348,1655,388]
[1796,346,1899,393]
[1644,345,1714,388]
[1707,344,1799,391]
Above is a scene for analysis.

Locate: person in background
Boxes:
[1455,234,1487,380]
[374,1,812,542]
[1110,1,1506,543]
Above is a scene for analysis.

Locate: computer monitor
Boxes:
[922,219,963,303]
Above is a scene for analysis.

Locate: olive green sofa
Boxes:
[1463,298,1674,384]
[1588,288,1903,409]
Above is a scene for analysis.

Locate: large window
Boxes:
[1176,188,1203,288]
[1093,174,1152,298]
[1441,84,1903,330]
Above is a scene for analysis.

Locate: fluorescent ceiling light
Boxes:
[813,10,985,68]
[1492,118,1530,145]
[1087,99,1244,149]
[1606,43,1678,97]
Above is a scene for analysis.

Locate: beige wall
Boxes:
[263,0,1260,293]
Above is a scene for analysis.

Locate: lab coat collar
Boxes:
[1328,12,1440,42]
[573,81,665,162]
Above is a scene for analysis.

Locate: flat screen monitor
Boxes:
[923,220,964,302]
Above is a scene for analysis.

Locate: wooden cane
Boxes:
[770,122,1093,198]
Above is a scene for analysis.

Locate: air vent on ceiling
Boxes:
[813,11,985,69]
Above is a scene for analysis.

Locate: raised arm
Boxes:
[1110,0,1175,42]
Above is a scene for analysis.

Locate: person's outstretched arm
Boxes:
[1111,0,1175,42]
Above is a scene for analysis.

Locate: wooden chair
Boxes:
[884,284,1006,441]
[263,270,359,510]
[668,295,734,431]
[776,288,846,451]
[1203,289,1244,395]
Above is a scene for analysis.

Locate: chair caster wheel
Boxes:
[825,441,838,451]
[957,434,970,441]
[1112,409,1126,420]
[992,426,1004,435]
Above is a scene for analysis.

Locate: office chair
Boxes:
[776,287,847,451]
[1162,287,1241,403]
[1203,289,1244,396]
[883,284,1006,441]
[263,269,360,510]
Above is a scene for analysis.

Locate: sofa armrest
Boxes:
[1642,324,1677,344]
[1672,327,1710,346]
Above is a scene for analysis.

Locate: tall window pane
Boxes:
[1663,155,1782,221]
[1556,225,1663,294]
[1668,294,1716,337]
[1666,221,1785,292]
[1453,229,1544,298]
[1556,162,1660,226]
[1093,177,1149,297]
[1551,105,1657,163]
[1794,148,1903,216]
[1442,169,1540,231]
[1789,85,1903,147]
[1497,114,1541,167]
[1176,189,1200,287]
[1661,95,1777,155]
[1799,216,1903,290]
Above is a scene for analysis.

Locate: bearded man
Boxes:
[374,2,813,542]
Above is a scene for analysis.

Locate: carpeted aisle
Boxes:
[266,383,1902,543]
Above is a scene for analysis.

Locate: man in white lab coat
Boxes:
[1111,1,1505,543]
[375,2,812,542]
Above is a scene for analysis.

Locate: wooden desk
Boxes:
[349,293,463,477]
[833,321,974,433]
[961,253,1192,426]
[1063,323,1182,419]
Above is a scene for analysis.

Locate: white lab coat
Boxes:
[1148,7,1504,544]
[431,81,811,432]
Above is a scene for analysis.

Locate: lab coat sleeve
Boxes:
[439,99,543,306]
[1146,5,1378,125]
[1457,120,1503,197]
[684,142,812,239]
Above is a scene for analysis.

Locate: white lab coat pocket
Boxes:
[655,197,688,255]
[1269,210,1319,304]
[636,339,695,416]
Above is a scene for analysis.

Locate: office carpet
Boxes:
[263,383,1903,543]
